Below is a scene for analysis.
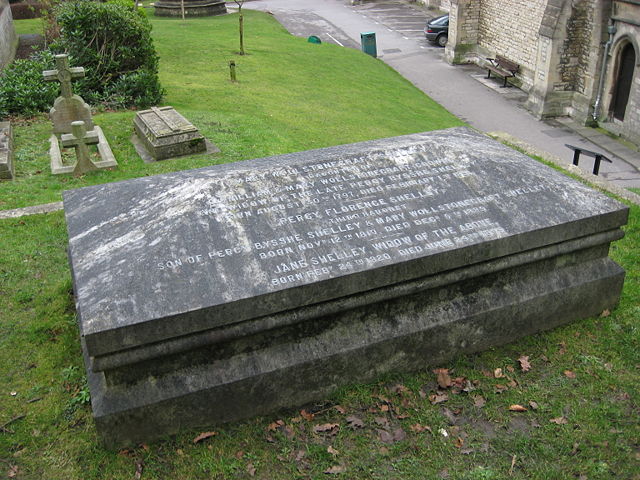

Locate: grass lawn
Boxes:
[1,11,639,480]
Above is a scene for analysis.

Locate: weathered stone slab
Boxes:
[63,127,628,447]
[132,106,210,161]
[0,121,14,180]
[153,0,227,17]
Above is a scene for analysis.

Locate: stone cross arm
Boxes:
[43,54,86,99]
[61,121,99,149]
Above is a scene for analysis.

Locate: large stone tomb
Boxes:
[63,127,628,448]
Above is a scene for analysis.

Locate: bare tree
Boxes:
[234,0,245,55]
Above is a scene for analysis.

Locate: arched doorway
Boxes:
[611,43,636,121]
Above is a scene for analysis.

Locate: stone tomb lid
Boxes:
[136,106,198,139]
[63,127,628,361]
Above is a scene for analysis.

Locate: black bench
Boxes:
[486,55,519,87]
[565,144,613,176]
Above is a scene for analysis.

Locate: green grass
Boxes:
[12,18,44,36]
[3,12,462,211]
[2,12,639,480]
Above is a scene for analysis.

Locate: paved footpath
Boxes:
[246,0,640,191]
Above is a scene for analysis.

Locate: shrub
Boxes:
[0,50,57,117]
[53,0,163,108]
[9,1,45,20]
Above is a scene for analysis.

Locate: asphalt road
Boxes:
[244,0,640,188]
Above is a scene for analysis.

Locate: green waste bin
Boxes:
[361,32,377,58]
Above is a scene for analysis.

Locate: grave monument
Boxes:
[43,54,117,175]
[63,127,628,448]
[132,106,218,162]
[153,0,227,17]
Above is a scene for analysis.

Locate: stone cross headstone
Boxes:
[61,121,99,176]
[43,54,94,135]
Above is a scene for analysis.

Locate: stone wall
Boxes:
[0,0,17,70]
[602,17,640,145]
[478,0,546,75]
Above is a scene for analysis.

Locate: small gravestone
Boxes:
[63,127,628,448]
[132,106,217,162]
[43,54,94,135]
[44,54,117,175]
[0,121,14,180]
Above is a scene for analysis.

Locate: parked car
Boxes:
[425,14,449,47]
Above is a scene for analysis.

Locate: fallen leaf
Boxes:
[434,368,453,389]
[134,460,144,480]
[481,369,494,378]
[439,428,449,437]
[379,404,390,412]
[558,342,567,355]
[193,431,218,444]
[528,401,539,410]
[176,449,184,456]
[600,309,611,317]
[494,384,508,394]
[508,404,528,412]
[118,448,136,457]
[507,378,519,388]
[396,412,410,419]
[389,383,410,395]
[454,436,465,448]
[268,420,284,431]
[429,392,449,404]
[460,448,474,455]
[324,465,345,474]
[473,395,486,408]
[374,416,389,428]
[280,424,295,440]
[346,416,364,429]
[564,370,577,379]
[410,423,432,433]
[494,368,504,378]
[393,427,407,442]
[442,407,458,425]
[300,409,314,421]
[378,429,394,444]
[377,427,406,444]
[7,465,19,478]
[334,405,346,414]
[506,365,515,373]
[327,445,339,456]
[235,450,245,459]
[246,463,256,477]
[550,416,568,425]
[518,355,531,372]
[313,423,339,434]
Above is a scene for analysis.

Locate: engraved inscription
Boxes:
[155,145,549,288]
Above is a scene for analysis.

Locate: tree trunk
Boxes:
[239,7,245,55]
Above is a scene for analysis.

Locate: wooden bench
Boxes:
[486,55,519,87]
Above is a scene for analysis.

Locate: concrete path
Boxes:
[246,0,640,190]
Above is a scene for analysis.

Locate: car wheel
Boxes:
[437,34,448,47]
